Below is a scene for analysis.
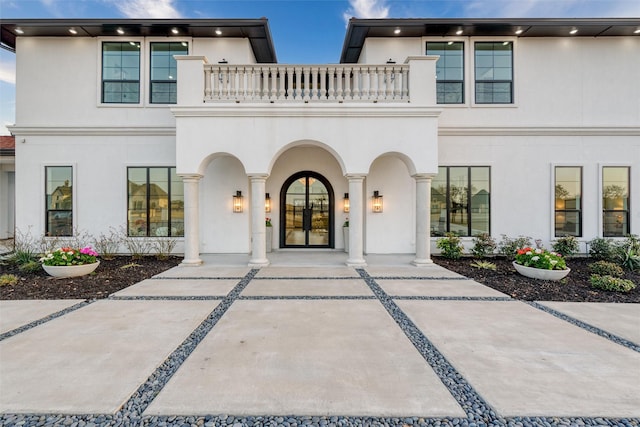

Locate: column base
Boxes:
[180,258,203,267]
[248,258,270,268]
[412,258,434,267]
[346,258,367,267]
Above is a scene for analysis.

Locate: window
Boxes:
[45,166,73,236]
[150,42,188,104]
[555,167,582,237]
[127,167,184,237]
[426,41,464,104]
[475,42,513,104]
[431,166,490,237]
[602,167,630,237]
[102,42,140,103]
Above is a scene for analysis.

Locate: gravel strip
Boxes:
[237,295,377,300]
[109,295,225,301]
[0,300,93,342]
[527,301,640,353]
[391,296,513,301]
[370,276,472,281]
[151,276,245,280]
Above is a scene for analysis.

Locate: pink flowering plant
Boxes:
[515,247,567,270]
[40,246,99,266]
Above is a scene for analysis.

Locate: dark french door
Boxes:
[280,171,334,248]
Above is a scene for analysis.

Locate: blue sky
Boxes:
[1,0,639,135]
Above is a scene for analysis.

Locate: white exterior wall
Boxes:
[0,159,15,239]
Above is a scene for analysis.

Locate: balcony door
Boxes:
[280,171,334,248]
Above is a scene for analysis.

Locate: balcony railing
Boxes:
[203,64,409,103]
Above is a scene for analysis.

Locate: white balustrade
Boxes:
[203,64,409,103]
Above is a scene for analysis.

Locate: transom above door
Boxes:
[280,171,334,248]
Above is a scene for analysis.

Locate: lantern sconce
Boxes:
[343,193,350,213]
[265,193,272,213]
[372,191,383,213]
[233,191,243,213]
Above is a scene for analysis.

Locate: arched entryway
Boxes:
[280,171,334,248]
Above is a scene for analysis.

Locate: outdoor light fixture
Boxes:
[68,28,78,35]
[386,58,396,64]
[394,28,401,35]
[515,28,523,35]
[116,28,125,35]
[215,29,222,35]
[233,191,243,213]
[634,28,640,34]
[372,191,383,213]
[15,28,24,34]
[569,28,578,35]
[343,193,350,213]
[171,28,179,34]
[265,193,271,213]
[455,29,463,35]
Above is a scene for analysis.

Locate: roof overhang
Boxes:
[341,18,640,63]
[0,18,277,62]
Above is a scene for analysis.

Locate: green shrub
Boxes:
[436,233,463,259]
[588,237,614,261]
[153,238,177,261]
[552,235,579,258]
[8,250,37,266]
[18,260,42,273]
[93,227,121,260]
[588,261,624,277]
[470,260,497,271]
[471,233,497,258]
[614,246,640,271]
[0,274,18,286]
[589,274,636,293]
[498,234,532,260]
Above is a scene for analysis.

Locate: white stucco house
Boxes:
[1,18,638,266]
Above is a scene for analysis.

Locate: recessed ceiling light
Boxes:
[68,28,78,35]
[15,28,24,34]
[394,28,401,35]
[569,28,578,35]
[117,28,125,35]
[634,28,640,34]
[215,29,222,35]
[515,29,523,35]
[171,28,179,34]
[455,29,463,35]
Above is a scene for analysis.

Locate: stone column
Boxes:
[413,174,434,266]
[248,174,270,267]
[180,174,203,266]
[346,174,366,267]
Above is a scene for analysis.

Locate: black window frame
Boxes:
[431,166,491,237]
[149,42,189,104]
[602,166,631,237]
[554,166,583,238]
[426,41,465,104]
[474,41,513,104]
[102,41,141,104]
[127,167,184,237]
[45,166,73,237]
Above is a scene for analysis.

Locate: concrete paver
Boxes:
[113,278,237,297]
[365,265,465,278]
[539,302,640,344]
[255,266,360,278]
[155,265,250,278]
[378,279,508,297]
[242,279,373,296]
[398,300,640,418]
[0,300,217,414]
[0,300,85,334]
[145,300,466,417]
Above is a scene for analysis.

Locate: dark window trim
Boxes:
[426,41,465,105]
[45,166,73,237]
[473,41,514,105]
[101,41,141,104]
[602,166,631,237]
[149,42,188,104]
[554,166,583,238]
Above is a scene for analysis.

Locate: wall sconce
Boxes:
[265,193,271,213]
[343,193,350,213]
[372,191,383,213]
[233,191,243,213]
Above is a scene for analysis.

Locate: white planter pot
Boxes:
[266,226,273,253]
[343,226,349,253]
[512,261,570,281]
[42,261,100,278]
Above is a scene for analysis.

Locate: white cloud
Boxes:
[109,0,182,19]
[0,58,16,85]
[463,0,640,18]
[343,0,390,23]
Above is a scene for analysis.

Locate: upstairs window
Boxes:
[45,166,73,236]
[475,42,513,104]
[602,167,630,237]
[426,41,464,104]
[150,42,188,104]
[102,42,140,103]
[555,167,582,237]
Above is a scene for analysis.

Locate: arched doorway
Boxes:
[280,171,334,248]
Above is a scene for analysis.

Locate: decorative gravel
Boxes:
[391,296,513,301]
[109,295,225,301]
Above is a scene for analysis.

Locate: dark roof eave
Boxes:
[341,17,640,63]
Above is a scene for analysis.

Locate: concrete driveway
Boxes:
[1,253,639,426]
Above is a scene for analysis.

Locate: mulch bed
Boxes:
[1,255,638,302]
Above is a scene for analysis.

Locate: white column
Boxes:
[248,174,270,267]
[346,174,366,267]
[180,174,203,266]
[413,174,434,266]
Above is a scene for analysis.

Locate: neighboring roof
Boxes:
[341,18,640,63]
[0,18,277,62]
[0,135,15,157]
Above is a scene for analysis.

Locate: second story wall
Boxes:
[360,36,640,128]
[15,36,256,128]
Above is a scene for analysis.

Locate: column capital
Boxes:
[412,173,436,181]
[247,173,269,180]
[345,173,367,181]
[178,174,203,182]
